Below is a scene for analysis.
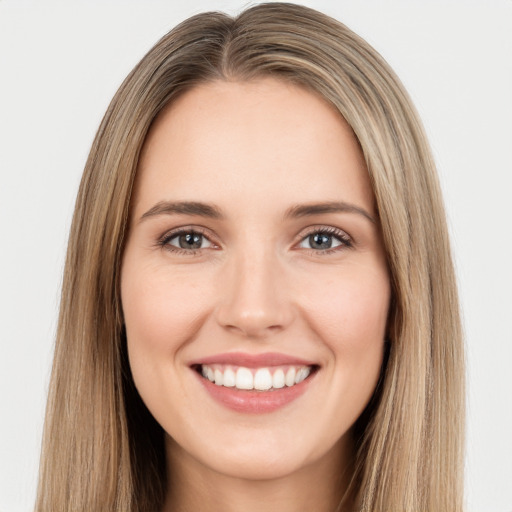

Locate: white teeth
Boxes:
[272,369,285,389]
[200,364,313,390]
[214,369,223,386]
[285,367,296,387]
[295,367,310,384]
[254,368,272,391]
[223,368,236,387]
[236,367,254,390]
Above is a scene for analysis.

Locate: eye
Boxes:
[161,230,214,251]
[298,228,352,252]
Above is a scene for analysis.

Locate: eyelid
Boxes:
[294,225,353,252]
[155,224,353,256]
[157,225,220,253]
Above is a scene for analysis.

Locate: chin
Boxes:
[165,421,349,483]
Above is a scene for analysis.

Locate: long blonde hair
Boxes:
[36,3,464,511]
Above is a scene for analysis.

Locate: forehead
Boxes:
[133,78,374,218]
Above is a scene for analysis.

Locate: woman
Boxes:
[35,3,464,511]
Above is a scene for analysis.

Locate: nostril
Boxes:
[216,304,294,339]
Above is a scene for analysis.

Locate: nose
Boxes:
[214,247,294,339]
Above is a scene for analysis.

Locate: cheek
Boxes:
[285,263,390,446]
[122,263,208,348]
[299,263,389,406]
[120,261,214,400]
[120,260,217,427]
[300,266,390,352]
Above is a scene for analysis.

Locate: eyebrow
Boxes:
[285,201,376,223]
[140,201,224,222]
[139,200,376,224]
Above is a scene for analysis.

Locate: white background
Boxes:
[1,1,511,511]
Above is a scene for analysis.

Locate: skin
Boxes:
[121,78,390,512]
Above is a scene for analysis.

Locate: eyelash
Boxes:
[157,226,215,256]
[156,225,353,256]
[298,226,353,254]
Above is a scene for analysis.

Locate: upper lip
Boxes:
[189,351,317,368]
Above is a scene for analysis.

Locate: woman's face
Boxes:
[121,78,390,481]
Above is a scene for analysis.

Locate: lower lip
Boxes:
[194,371,315,413]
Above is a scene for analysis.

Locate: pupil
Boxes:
[179,233,202,249]
[310,233,331,249]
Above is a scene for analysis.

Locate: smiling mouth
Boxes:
[192,364,319,391]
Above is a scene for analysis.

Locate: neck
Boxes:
[162,434,355,512]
